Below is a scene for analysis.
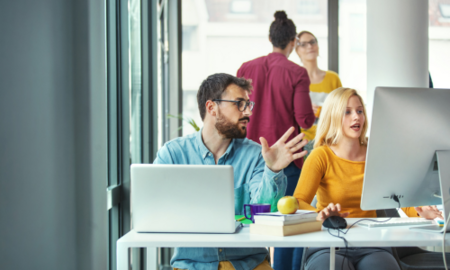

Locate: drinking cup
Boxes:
[243,203,271,223]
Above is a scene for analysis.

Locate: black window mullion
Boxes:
[328,0,339,73]
[106,0,120,269]
[142,0,159,163]
[116,0,123,188]
[118,0,130,236]
[106,0,130,269]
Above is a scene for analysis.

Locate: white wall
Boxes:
[0,1,107,269]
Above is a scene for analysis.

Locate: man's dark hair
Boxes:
[197,73,252,120]
[269,11,297,50]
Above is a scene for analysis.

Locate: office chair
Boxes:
[379,209,450,270]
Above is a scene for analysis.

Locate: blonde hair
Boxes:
[313,87,368,148]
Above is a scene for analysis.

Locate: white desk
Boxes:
[117,218,450,270]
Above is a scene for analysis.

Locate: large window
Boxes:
[130,0,143,165]
[106,0,147,269]
[338,0,450,104]
[339,0,367,100]
[181,0,328,136]
[429,0,450,88]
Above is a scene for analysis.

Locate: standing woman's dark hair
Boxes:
[269,11,297,49]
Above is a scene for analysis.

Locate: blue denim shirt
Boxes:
[153,130,287,270]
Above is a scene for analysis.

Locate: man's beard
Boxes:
[215,111,250,139]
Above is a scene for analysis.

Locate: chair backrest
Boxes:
[300,248,308,270]
[311,196,317,208]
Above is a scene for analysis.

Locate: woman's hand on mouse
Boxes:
[415,206,443,220]
[316,203,350,221]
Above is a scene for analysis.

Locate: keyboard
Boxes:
[358,218,435,228]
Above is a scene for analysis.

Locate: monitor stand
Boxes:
[411,150,450,233]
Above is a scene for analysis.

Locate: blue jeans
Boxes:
[284,162,301,198]
[273,248,304,270]
[273,162,303,270]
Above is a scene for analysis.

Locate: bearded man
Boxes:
[154,73,308,270]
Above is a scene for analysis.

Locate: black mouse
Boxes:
[323,216,347,229]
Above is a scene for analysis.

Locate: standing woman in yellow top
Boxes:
[294,87,442,270]
[295,31,342,148]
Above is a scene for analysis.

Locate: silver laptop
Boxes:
[131,164,239,233]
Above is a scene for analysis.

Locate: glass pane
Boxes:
[157,1,170,144]
[339,0,367,101]
[107,0,119,187]
[339,0,450,102]
[429,0,450,89]
[129,0,142,164]
[157,2,164,148]
[181,0,328,136]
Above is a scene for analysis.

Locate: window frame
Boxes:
[106,0,131,269]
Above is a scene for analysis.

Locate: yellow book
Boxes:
[249,220,322,236]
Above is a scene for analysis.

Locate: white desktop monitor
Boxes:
[361,87,450,222]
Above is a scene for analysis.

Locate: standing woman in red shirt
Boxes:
[237,10,316,270]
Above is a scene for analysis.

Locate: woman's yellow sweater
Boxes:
[303,71,342,141]
[293,145,419,218]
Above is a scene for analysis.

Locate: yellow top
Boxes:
[303,71,342,141]
[310,70,342,94]
[293,145,419,218]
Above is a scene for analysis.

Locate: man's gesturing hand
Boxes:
[260,127,308,172]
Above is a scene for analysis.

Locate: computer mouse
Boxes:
[323,216,347,229]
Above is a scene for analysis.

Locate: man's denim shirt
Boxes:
[153,130,287,270]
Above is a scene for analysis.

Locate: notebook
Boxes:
[254,210,318,226]
[131,164,239,233]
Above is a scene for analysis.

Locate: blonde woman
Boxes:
[295,31,342,146]
[293,88,442,270]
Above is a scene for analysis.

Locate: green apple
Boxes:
[277,196,299,214]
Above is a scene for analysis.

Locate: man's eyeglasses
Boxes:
[212,99,255,112]
[296,37,317,48]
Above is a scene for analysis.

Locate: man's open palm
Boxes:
[260,127,308,172]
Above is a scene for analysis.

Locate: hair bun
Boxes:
[274,11,288,21]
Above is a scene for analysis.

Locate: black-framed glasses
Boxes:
[296,37,317,48]
[212,99,255,112]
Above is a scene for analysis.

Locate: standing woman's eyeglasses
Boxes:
[212,99,255,112]
[296,37,317,48]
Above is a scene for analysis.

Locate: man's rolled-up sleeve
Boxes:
[248,153,287,212]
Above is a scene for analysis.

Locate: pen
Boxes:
[237,217,245,221]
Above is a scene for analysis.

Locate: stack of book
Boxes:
[250,210,322,236]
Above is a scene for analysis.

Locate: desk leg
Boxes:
[146,247,158,270]
[117,243,129,270]
[330,247,335,270]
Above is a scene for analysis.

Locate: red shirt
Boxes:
[237,52,315,169]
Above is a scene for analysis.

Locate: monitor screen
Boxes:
[361,87,450,217]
